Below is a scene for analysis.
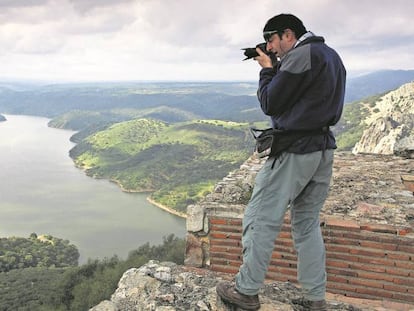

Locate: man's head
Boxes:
[263,14,307,42]
[262,14,307,57]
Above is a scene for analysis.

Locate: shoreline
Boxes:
[74,164,188,219]
[146,197,187,219]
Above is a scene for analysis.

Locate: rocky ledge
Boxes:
[89,260,413,311]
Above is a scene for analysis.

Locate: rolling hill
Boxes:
[69,118,254,212]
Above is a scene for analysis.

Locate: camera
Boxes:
[241,42,279,67]
[241,42,268,60]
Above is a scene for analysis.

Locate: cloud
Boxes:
[68,0,135,13]
[0,0,412,81]
[0,0,49,8]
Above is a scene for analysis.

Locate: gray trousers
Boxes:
[235,150,333,301]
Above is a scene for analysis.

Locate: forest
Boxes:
[0,233,79,273]
[0,234,184,311]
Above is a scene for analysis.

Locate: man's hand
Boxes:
[254,47,273,68]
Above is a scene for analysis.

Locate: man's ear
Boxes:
[285,29,296,41]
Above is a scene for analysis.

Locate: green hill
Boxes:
[0,233,79,273]
[70,118,254,213]
[0,234,184,311]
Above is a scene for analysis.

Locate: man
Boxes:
[216,14,346,311]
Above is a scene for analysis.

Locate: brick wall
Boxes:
[184,153,414,305]
[208,215,414,305]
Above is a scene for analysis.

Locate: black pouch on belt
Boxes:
[250,127,329,159]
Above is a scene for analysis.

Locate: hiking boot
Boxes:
[292,297,327,311]
[216,281,260,310]
[303,299,327,311]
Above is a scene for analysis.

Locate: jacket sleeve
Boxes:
[257,46,312,117]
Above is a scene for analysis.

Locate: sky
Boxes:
[0,0,413,82]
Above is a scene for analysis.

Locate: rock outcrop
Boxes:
[352,82,414,156]
[89,260,373,311]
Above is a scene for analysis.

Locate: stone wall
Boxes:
[185,152,414,304]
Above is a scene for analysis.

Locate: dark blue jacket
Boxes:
[257,34,346,153]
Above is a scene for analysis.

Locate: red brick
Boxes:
[278,231,292,238]
[273,246,296,254]
[360,223,398,234]
[348,277,384,289]
[387,252,411,261]
[325,244,350,253]
[277,239,294,247]
[401,175,414,193]
[398,228,412,236]
[323,229,345,237]
[280,224,292,231]
[326,260,350,269]
[271,252,283,259]
[359,240,398,251]
[327,253,358,262]
[210,252,241,262]
[349,263,386,273]
[397,245,414,253]
[327,274,349,284]
[392,277,414,286]
[366,234,403,244]
[282,216,291,224]
[325,236,360,246]
[211,265,238,275]
[357,271,394,283]
[327,268,358,277]
[210,232,240,240]
[348,247,386,258]
[392,292,414,303]
[324,217,360,230]
[210,218,227,225]
[398,238,414,246]
[358,256,393,266]
[355,286,393,299]
[210,232,227,239]
[279,253,297,261]
[228,218,243,226]
[341,232,364,240]
[226,233,242,240]
[386,267,411,277]
[271,250,296,260]
[210,239,241,248]
[210,224,242,233]
[209,245,226,252]
[328,282,358,293]
[384,283,411,293]
[395,261,414,270]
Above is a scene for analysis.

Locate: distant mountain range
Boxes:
[345,70,414,103]
[0,70,413,119]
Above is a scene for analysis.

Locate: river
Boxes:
[0,115,186,263]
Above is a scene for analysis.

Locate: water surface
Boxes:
[0,115,185,263]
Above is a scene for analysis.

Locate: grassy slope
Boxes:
[71,118,254,213]
[334,94,383,150]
